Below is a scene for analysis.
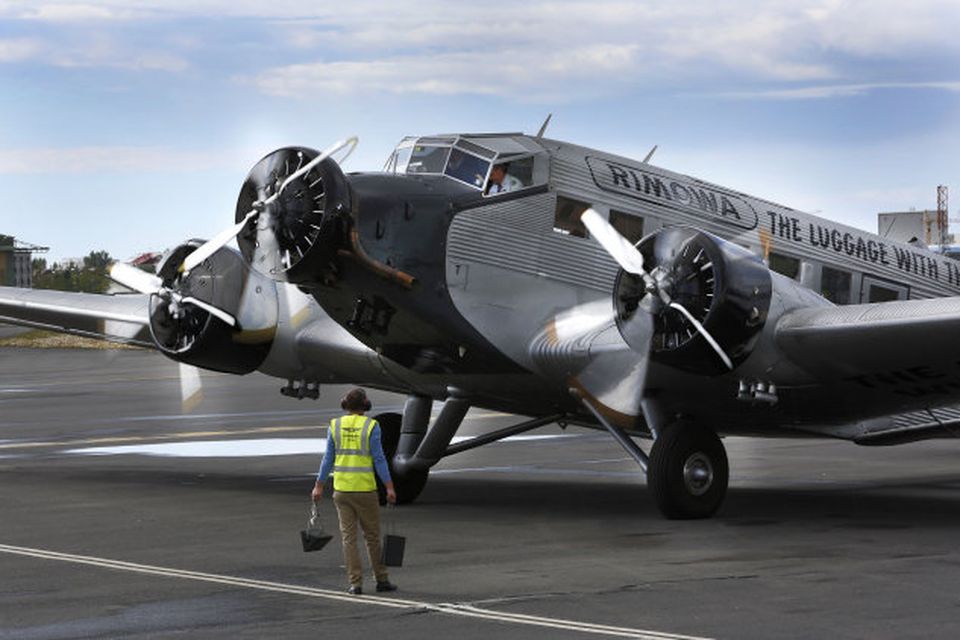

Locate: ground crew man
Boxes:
[312,388,398,595]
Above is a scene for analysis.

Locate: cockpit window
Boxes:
[445,147,490,188]
[385,135,547,193]
[406,145,450,174]
[484,155,534,196]
[389,146,413,174]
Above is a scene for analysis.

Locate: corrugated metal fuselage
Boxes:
[306,135,960,437]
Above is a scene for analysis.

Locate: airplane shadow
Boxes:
[12,461,960,527]
[416,474,960,527]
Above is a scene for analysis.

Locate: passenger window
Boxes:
[609,210,644,244]
[554,196,590,238]
[768,252,800,280]
[821,266,852,304]
[868,285,900,303]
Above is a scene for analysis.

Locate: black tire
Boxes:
[373,412,429,505]
[647,422,728,519]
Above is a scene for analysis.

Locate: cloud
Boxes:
[2,1,958,98]
[0,38,43,62]
[0,146,230,174]
[2,2,151,21]
[245,44,647,102]
[0,33,189,71]
[712,81,960,100]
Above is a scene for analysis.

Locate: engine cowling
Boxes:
[234,146,352,285]
[148,242,279,374]
[614,227,772,375]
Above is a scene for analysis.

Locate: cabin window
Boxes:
[861,276,908,302]
[821,266,852,304]
[768,252,800,280]
[868,285,900,302]
[554,195,590,238]
[609,210,644,245]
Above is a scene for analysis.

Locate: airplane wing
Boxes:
[0,286,153,347]
[776,296,960,379]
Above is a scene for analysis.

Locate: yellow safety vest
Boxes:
[330,414,378,492]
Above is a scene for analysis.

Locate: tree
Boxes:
[83,250,112,271]
[32,250,112,293]
[31,257,47,280]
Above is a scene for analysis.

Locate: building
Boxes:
[0,235,49,288]
[878,210,953,246]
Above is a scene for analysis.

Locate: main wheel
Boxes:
[373,412,429,505]
[647,422,728,519]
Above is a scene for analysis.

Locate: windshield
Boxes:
[444,147,490,188]
[406,145,450,174]
[385,135,540,192]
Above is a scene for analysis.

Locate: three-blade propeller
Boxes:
[580,209,733,372]
[109,262,237,327]
[178,136,358,276]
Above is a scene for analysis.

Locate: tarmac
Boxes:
[2,347,960,639]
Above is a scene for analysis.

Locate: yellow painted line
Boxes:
[0,543,711,640]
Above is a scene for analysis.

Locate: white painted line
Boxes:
[67,438,328,458]
[63,434,582,458]
[0,543,711,640]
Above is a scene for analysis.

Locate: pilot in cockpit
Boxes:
[485,163,522,195]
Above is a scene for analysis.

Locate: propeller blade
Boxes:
[180,296,237,327]
[180,136,358,276]
[179,362,203,412]
[277,136,358,197]
[109,262,163,295]
[617,302,655,356]
[581,209,648,275]
[180,209,258,275]
[668,301,733,370]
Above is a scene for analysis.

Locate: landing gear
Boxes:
[373,411,429,504]
[647,422,728,519]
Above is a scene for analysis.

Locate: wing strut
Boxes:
[443,414,566,456]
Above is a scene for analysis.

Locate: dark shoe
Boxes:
[375,580,397,592]
[347,585,362,595]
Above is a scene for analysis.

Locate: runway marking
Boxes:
[0,414,564,454]
[67,434,581,458]
[0,425,322,451]
[0,409,516,451]
[0,543,710,640]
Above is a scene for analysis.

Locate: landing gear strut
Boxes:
[373,411,429,504]
[576,392,729,519]
[376,394,566,506]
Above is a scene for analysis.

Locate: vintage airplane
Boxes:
[4,126,960,519]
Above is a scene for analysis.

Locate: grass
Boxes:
[0,329,142,350]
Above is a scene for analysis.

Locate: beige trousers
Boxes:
[332,490,388,586]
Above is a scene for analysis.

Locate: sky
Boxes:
[0,0,958,263]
